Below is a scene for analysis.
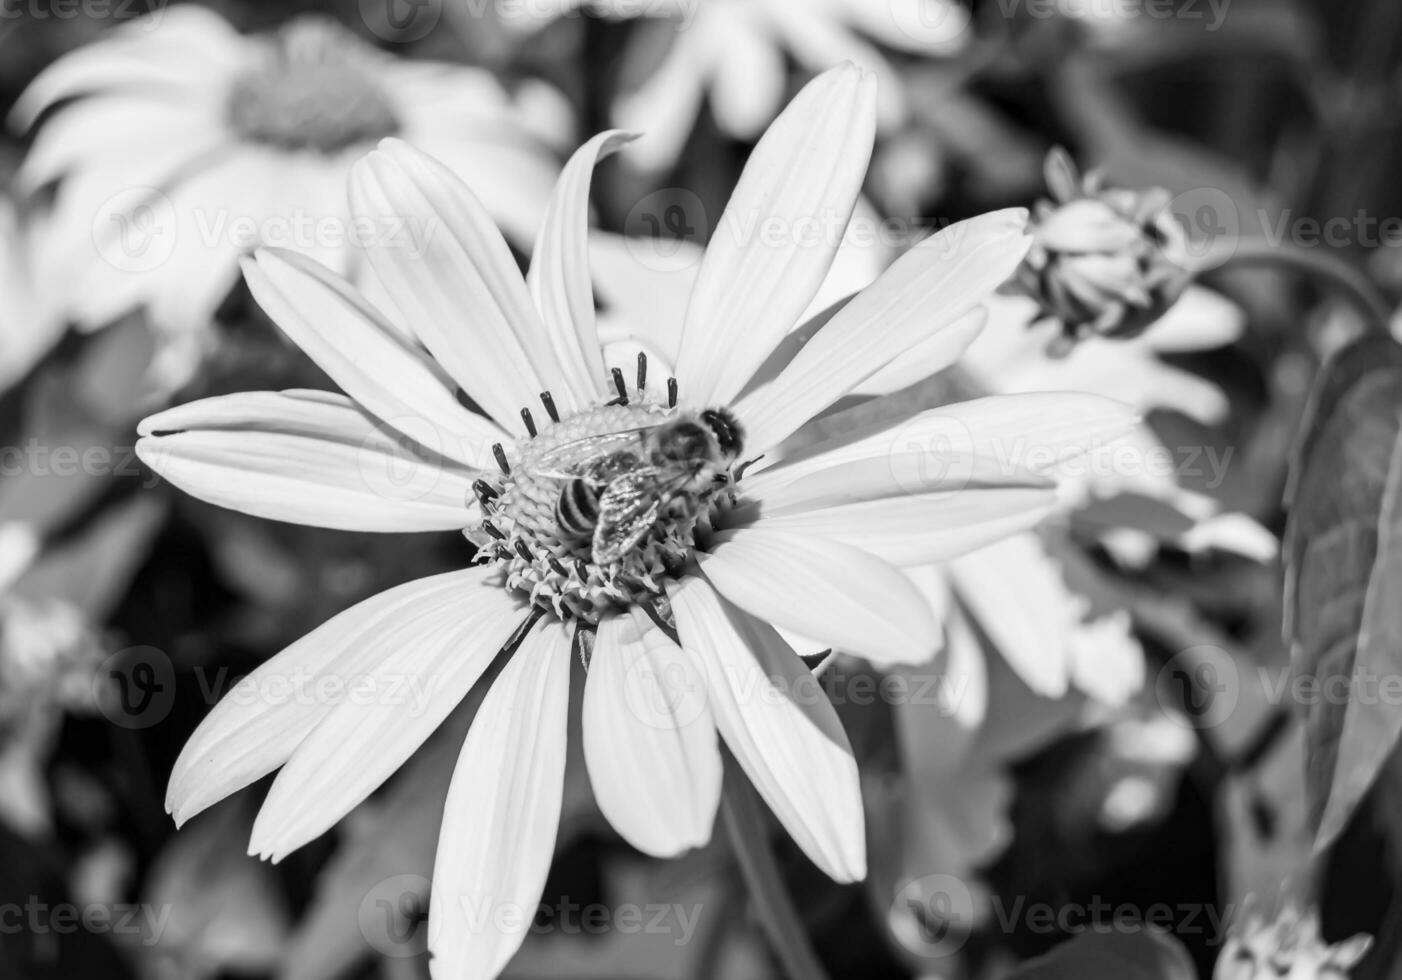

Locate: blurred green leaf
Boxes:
[1005,927,1196,979]
[1284,333,1402,849]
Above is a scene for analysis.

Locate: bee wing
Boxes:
[593,469,664,564]
[533,428,654,483]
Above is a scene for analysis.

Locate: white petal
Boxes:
[737,486,1059,567]
[735,210,1031,451]
[136,390,478,532]
[1139,285,1244,352]
[10,5,247,127]
[708,14,788,139]
[946,536,1073,699]
[583,609,721,857]
[738,450,1051,516]
[898,565,988,731]
[527,131,637,405]
[668,575,865,881]
[249,574,527,860]
[698,528,939,665]
[428,620,572,980]
[405,134,559,248]
[850,312,987,399]
[166,570,492,825]
[673,64,877,408]
[242,248,507,469]
[16,96,220,192]
[763,392,1141,487]
[349,139,570,432]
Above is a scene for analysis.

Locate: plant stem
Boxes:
[1194,238,1393,334]
[719,749,831,980]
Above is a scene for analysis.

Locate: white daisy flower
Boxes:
[136,66,1134,980]
[14,6,564,386]
[496,0,973,171]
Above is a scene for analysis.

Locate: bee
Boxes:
[535,409,745,566]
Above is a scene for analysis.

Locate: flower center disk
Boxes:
[227,17,401,154]
[477,401,726,624]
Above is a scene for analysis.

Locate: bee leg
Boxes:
[733,454,765,482]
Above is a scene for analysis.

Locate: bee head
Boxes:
[699,408,744,460]
[656,420,714,467]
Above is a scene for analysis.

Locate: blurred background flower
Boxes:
[13,6,567,391]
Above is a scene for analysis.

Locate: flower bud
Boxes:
[1013,148,1192,353]
[1214,907,1370,980]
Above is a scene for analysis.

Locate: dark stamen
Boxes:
[472,479,499,504]
[540,391,559,422]
[513,540,534,562]
[611,368,629,404]
[636,352,648,392]
[521,408,537,437]
[548,557,569,577]
[482,520,505,540]
[492,443,510,475]
[667,377,678,409]
[575,559,590,580]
